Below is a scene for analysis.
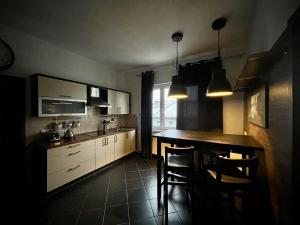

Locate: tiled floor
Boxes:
[36,153,272,225]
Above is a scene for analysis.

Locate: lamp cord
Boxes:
[218,30,220,58]
[176,41,179,75]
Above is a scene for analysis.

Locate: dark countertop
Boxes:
[36,128,135,149]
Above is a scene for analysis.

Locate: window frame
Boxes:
[152,83,177,130]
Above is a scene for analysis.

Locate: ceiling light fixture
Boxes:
[168,32,188,99]
[206,18,233,97]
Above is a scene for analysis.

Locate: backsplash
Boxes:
[25,107,137,145]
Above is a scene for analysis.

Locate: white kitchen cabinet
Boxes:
[95,135,115,168]
[107,89,129,114]
[114,132,127,160]
[95,137,106,169]
[46,129,136,192]
[46,140,95,192]
[38,75,87,100]
[105,135,115,164]
[126,130,136,154]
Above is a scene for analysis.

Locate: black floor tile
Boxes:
[177,210,193,225]
[169,194,191,212]
[131,217,157,225]
[50,213,78,225]
[107,190,128,206]
[54,197,84,215]
[142,176,157,188]
[140,169,155,177]
[126,171,140,179]
[155,212,183,225]
[77,208,104,225]
[127,187,148,203]
[126,178,143,189]
[103,204,129,225]
[129,200,154,221]
[82,193,107,210]
[149,198,176,216]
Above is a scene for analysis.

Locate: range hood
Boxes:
[87,97,111,107]
[87,86,111,107]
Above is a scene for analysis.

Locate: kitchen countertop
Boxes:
[35,128,135,149]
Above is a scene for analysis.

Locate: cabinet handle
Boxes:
[59,95,72,98]
[67,165,80,172]
[102,138,106,146]
[68,144,80,148]
[106,137,108,145]
[67,151,80,156]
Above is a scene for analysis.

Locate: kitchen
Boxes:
[0,1,299,225]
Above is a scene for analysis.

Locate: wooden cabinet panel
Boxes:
[47,158,95,192]
[107,89,129,114]
[47,143,95,174]
[38,76,87,100]
[114,133,126,160]
[105,135,115,164]
[95,137,106,169]
[126,130,136,154]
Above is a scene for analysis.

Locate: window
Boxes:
[152,83,177,129]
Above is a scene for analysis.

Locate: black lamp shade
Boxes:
[206,68,233,97]
[168,75,188,99]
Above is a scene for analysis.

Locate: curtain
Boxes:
[141,70,154,158]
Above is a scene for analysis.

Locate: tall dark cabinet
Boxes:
[0,75,27,223]
[176,61,223,132]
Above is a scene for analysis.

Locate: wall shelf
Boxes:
[234,52,282,92]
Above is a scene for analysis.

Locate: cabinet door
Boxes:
[116,92,129,114]
[107,89,117,114]
[114,133,126,159]
[38,76,87,100]
[96,137,106,169]
[126,130,136,154]
[105,136,115,164]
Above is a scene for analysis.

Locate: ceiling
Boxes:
[0,0,256,71]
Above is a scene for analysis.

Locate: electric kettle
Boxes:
[64,128,75,138]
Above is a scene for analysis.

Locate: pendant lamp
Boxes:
[168,32,188,99]
[206,18,233,97]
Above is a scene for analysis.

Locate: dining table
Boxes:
[152,129,264,197]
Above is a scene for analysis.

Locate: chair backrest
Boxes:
[165,146,194,155]
[215,156,259,183]
[165,146,194,167]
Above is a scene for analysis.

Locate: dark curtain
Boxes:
[177,59,223,132]
[141,70,154,158]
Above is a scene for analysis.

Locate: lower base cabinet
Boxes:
[47,129,136,192]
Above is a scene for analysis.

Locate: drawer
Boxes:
[47,142,95,174]
[47,158,95,192]
[47,140,95,158]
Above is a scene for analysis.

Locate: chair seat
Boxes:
[207,169,252,184]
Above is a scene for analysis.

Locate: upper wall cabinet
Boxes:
[107,89,129,114]
[31,74,87,117]
[37,75,87,100]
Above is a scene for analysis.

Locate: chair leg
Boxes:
[164,166,168,198]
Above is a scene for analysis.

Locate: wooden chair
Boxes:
[163,146,195,199]
[206,155,259,219]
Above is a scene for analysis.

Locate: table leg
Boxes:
[157,138,162,198]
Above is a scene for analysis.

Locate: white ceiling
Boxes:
[0,0,256,71]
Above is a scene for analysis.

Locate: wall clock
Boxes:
[0,38,15,71]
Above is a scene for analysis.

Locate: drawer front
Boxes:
[47,140,95,158]
[47,158,95,192]
[47,141,95,174]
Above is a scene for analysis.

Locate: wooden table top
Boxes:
[152,129,263,151]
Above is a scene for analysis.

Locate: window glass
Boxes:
[152,88,160,127]
[152,84,177,129]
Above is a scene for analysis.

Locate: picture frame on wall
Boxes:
[248,87,268,128]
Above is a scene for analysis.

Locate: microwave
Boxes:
[38,97,87,117]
